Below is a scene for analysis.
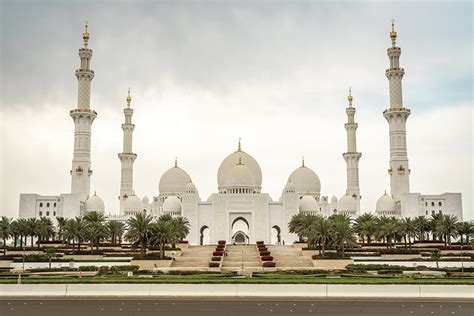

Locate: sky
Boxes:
[0,1,472,221]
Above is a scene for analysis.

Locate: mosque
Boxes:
[19,21,463,245]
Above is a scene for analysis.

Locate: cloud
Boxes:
[0,1,472,220]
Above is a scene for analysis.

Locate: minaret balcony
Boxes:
[70,108,98,115]
[383,107,411,115]
[385,67,404,73]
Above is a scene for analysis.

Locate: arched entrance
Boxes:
[200,225,210,245]
[231,217,250,244]
[271,225,281,245]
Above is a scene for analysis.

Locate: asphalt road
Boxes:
[0,298,472,316]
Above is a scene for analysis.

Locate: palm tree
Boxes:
[413,216,430,242]
[63,217,87,253]
[149,218,174,260]
[400,217,416,248]
[56,217,68,244]
[84,212,107,250]
[307,216,331,257]
[436,215,458,246]
[329,215,356,257]
[25,218,38,247]
[17,219,29,247]
[376,217,399,248]
[353,213,377,244]
[288,213,318,242]
[36,217,55,245]
[456,222,473,246]
[429,213,444,242]
[9,220,20,248]
[0,217,11,254]
[107,220,125,244]
[430,249,442,269]
[125,213,153,257]
[169,216,190,248]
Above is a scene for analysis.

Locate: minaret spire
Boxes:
[383,20,411,199]
[237,137,241,152]
[343,87,362,214]
[118,88,137,214]
[70,23,97,200]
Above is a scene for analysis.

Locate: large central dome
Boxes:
[217,140,262,191]
[287,159,321,197]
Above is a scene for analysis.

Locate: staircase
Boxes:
[171,245,214,269]
[267,245,314,268]
[221,245,262,271]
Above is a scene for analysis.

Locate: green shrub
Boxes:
[211,257,222,262]
[209,262,220,268]
[78,266,98,271]
[98,266,109,275]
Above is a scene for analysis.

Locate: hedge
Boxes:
[259,251,270,256]
[217,240,226,245]
[262,262,276,267]
[213,251,224,256]
[261,256,273,262]
[211,257,222,262]
[209,262,220,268]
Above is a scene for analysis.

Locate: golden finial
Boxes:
[237,137,241,152]
[83,21,90,45]
[348,86,353,106]
[126,88,132,104]
[174,157,178,167]
[390,18,397,44]
[302,156,305,167]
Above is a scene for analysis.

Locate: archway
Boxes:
[231,217,250,244]
[200,225,210,245]
[271,225,281,245]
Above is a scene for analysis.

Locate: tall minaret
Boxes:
[70,22,97,201]
[343,88,362,201]
[118,88,137,214]
[383,19,411,199]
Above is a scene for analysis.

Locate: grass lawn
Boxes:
[0,273,473,285]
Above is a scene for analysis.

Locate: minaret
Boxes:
[343,88,362,200]
[383,20,410,199]
[118,88,137,214]
[70,22,97,201]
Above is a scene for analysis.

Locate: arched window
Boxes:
[39,211,42,216]
[425,202,428,206]
[438,202,442,207]
[431,202,435,207]
[39,203,43,207]
[54,202,56,207]
[46,202,50,207]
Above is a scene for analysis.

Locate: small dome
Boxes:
[217,141,262,189]
[185,181,197,193]
[125,195,143,212]
[142,195,149,204]
[225,161,255,187]
[288,162,321,195]
[159,163,192,194]
[299,195,318,212]
[331,195,338,203]
[376,192,396,212]
[283,182,296,194]
[338,194,357,211]
[85,192,105,213]
[162,196,182,214]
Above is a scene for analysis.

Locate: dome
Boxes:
[185,181,197,193]
[376,192,396,212]
[299,195,318,212]
[225,161,255,187]
[287,161,321,195]
[331,195,338,203]
[142,195,149,205]
[85,192,105,213]
[217,141,262,189]
[159,161,192,194]
[283,182,296,194]
[125,195,143,212]
[162,195,182,214]
[338,194,357,211]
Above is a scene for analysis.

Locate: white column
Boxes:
[70,23,96,201]
[118,89,137,214]
[383,20,410,199]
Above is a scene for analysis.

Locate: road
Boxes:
[0,298,472,315]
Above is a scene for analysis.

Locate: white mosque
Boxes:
[19,21,463,245]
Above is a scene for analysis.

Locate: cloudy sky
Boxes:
[0,1,472,220]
